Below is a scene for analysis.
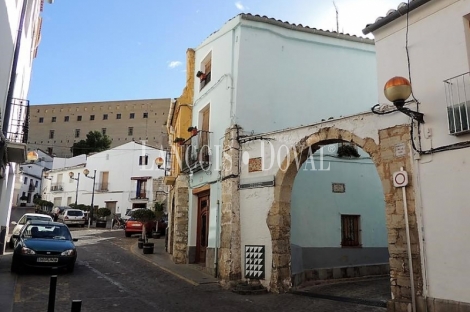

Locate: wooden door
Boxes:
[196,193,210,264]
[102,172,109,191]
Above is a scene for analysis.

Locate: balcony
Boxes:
[50,183,63,192]
[129,191,148,201]
[4,98,29,163]
[28,185,36,192]
[179,130,211,174]
[95,182,109,192]
[444,72,470,135]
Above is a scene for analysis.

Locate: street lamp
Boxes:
[83,169,96,228]
[69,172,80,206]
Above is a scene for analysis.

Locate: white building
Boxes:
[42,142,168,216]
[0,0,50,254]
[362,0,470,310]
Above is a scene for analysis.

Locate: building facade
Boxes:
[166,13,383,278]
[42,142,167,216]
[27,98,171,157]
[363,0,470,310]
[0,0,49,254]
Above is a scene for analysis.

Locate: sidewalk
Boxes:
[0,253,16,312]
[129,237,219,286]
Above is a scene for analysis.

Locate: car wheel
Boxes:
[125,231,131,237]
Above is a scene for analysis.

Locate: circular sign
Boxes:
[394,172,406,186]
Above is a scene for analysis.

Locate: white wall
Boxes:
[370,0,470,304]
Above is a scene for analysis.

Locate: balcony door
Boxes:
[196,192,210,264]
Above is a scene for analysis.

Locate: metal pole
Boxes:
[90,170,96,226]
[71,300,82,312]
[74,173,80,206]
[48,275,57,312]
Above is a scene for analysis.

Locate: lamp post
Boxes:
[83,169,96,228]
[68,172,80,206]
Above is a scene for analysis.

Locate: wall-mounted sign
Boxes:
[332,183,345,193]
[395,143,406,158]
[393,170,408,188]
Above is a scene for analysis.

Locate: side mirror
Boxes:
[72,238,78,242]
[10,221,17,226]
[12,234,20,239]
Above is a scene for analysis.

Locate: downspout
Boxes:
[229,28,236,125]
[214,198,220,277]
[3,0,28,137]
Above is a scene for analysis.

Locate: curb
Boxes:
[129,243,199,286]
[291,290,388,308]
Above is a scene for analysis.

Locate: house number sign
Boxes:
[332,183,345,193]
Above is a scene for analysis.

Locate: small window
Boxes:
[64,116,69,122]
[51,117,56,122]
[130,113,135,119]
[75,129,80,138]
[128,127,133,136]
[49,130,55,139]
[24,177,27,184]
[90,115,95,121]
[47,147,53,155]
[143,112,148,118]
[35,180,38,187]
[77,116,82,121]
[139,155,149,165]
[341,215,361,247]
[39,117,44,123]
[198,52,212,90]
[103,114,108,120]
[102,128,107,135]
[116,113,121,119]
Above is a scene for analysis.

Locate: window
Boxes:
[128,127,133,136]
[102,128,107,135]
[77,116,82,121]
[35,180,38,187]
[143,112,148,118]
[64,116,69,122]
[116,113,121,119]
[139,155,149,165]
[51,117,56,122]
[341,215,361,247]
[49,130,55,139]
[198,52,212,90]
[130,113,135,119]
[75,129,80,138]
[47,147,53,155]
[24,177,27,184]
[103,114,108,120]
[39,117,44,123]
[90,115,95,121]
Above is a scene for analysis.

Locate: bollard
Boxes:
[47,275,58,312]
[71,300,82,312]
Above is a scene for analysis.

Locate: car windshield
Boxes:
[23,224,72,240]
[67,210,83,216]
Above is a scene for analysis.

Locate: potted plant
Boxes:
[188,126,198,136]
[173,137,185,145]
[337,144,360,158]
[132,209,156,254]
[152,202,165,239]
[19,195,28,207]
[95,207,111,228]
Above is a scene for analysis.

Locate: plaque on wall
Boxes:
[332,183,345,193]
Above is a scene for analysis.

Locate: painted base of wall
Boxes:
[388,296,470,312]
[187,246,196,263]
[291,263,390,287]
[186,247,216,276]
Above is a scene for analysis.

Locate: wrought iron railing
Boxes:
[50,183,63,192]
[5,98,29,143]
[444,72,470,135]
[179,130,211,174]
[129,191,148,200]
[95,182,109,192]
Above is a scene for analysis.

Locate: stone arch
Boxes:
[267,126,422,307]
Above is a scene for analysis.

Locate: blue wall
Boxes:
[290,145,388,274]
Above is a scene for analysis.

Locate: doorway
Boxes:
[105,201,117,216]
[196,192,210,264]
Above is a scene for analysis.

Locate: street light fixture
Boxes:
[384,76,425,123]
[69,172,80,206]
[83,169,96,228]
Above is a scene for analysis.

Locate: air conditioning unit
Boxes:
[447,101,470,135]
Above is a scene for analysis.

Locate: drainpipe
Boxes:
[3,0,28,137]
[214,199,220,278]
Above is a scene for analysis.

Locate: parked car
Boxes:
[57,209,86,227]
[10,220,78,273]
[122,208,145,222]
[124,217,156,238]
[9,213,53,248]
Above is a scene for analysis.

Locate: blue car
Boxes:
[11,220,78,273]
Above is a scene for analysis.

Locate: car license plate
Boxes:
[132,224,141,227]
[72,221,80,223]
[37,257,59,263]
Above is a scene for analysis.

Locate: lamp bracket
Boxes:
[398,107,425,124]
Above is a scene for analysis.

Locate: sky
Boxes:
[28,0,404,105]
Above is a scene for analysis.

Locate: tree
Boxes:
[70,131,111,156]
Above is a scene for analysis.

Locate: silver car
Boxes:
[9,213,53,248]
[58,209,86,227]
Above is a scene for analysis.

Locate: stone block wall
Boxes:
[171,174,189,264]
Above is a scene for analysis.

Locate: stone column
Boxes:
[171,174,189,264]
[218,125,242,286]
